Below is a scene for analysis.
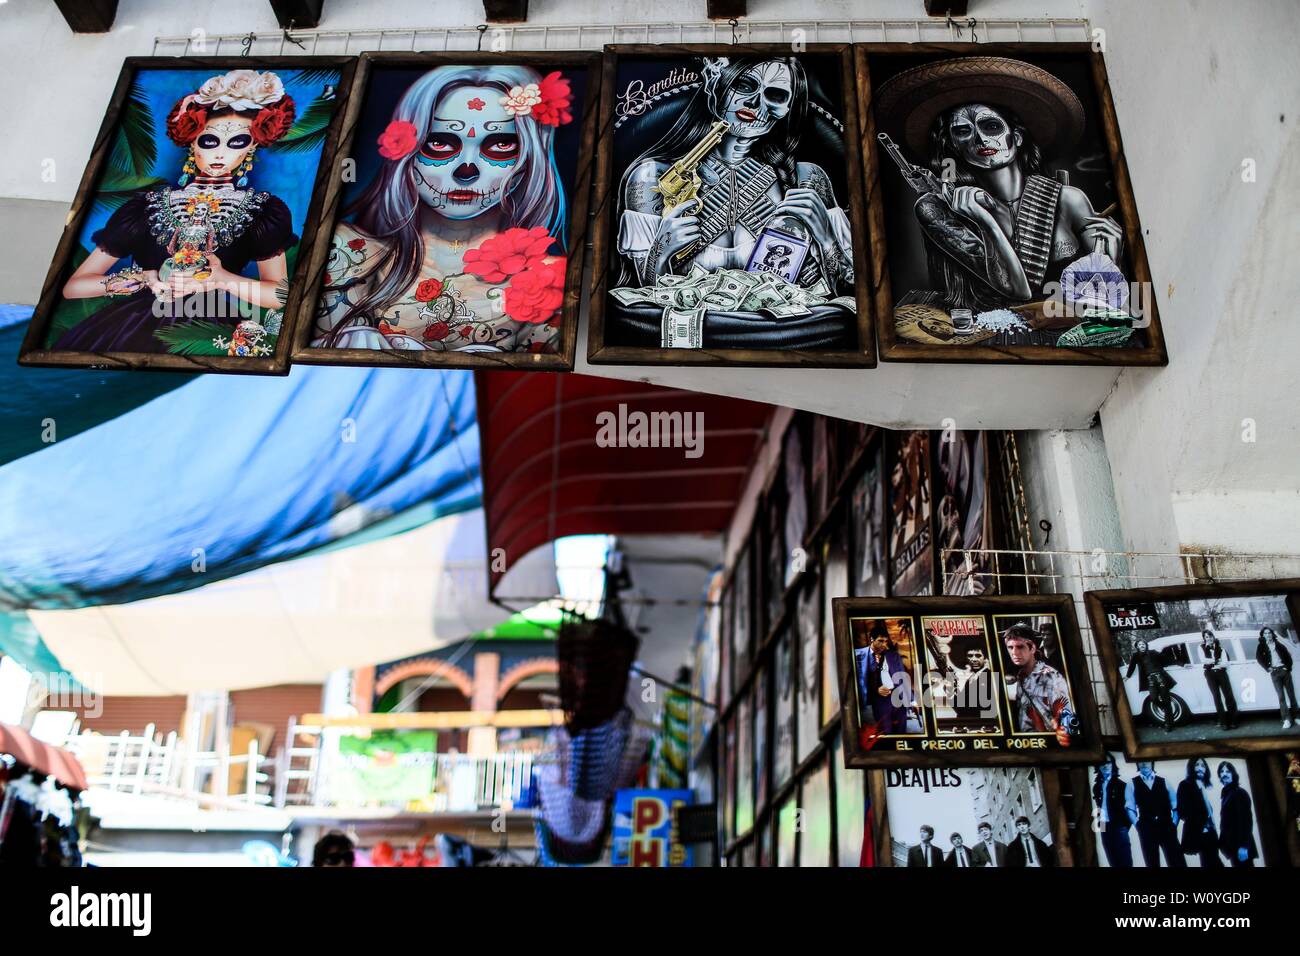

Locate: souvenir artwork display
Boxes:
[795,575,823,765]
[754,661,770,814]
[773,626,796,789]
[833,594,1102,767]
[21,58,354,372]
[293,52,599,369]
[800,758,834,867]
[1087,580,1300,757]
[588,45,874,366]
[858,44,1166,364]
[935,430,993,595]
[850,438,887,598]
[821,538,849,728]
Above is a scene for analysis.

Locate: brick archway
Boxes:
[496,658,559,702]
[374,658,474,700]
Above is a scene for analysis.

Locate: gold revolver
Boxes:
[653,120,730,209]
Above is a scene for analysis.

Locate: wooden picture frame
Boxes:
[1067,740,1287,868]
[1266,750,1300,867]
[867,763,1074,867]
[1085,578,1300,759]
[832,593,1104,767]
[19,56,358,375]
[587,44,877,368]
[855,43,1168,366]
[286,51,600,371]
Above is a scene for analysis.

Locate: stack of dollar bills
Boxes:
[610,265,855,348]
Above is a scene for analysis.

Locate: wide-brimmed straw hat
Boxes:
[874,56,1086,157]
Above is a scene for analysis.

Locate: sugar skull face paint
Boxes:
[192,115,255,177]
[719,61,793,138]
[945,103,1020,170]
[412,84,520,218]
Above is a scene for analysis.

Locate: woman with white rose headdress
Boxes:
[58,69,298,355]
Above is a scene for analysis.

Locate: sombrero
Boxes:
[874,56,1086,158]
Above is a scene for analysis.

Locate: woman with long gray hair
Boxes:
[313,64,574,353]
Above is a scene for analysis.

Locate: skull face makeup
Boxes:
[945,103,1020,170]
[412,85,520,219]
[719,61,793,138]
[192,115,255,177]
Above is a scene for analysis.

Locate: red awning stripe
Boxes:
[0,721,89,792]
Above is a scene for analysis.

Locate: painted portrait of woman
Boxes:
[26,62,348,369]
[309,58,593,360]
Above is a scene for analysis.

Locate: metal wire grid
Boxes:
[151,17,1091,57]
[941,547,1300,737]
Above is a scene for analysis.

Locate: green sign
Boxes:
[334,731,437,805]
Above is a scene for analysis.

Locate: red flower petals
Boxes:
[531,71,573,127]
[505,257,567,325]
[462,227,555,283]
[415,277,444,302]
[378,120,419,160]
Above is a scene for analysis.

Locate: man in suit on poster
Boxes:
[945,832,976,868]
[1005,817,1056,867]
[970,821,1008,867]
[907,825,943,867]
[1132,762,1186,867]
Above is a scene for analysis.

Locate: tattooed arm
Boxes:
[620,158,702,285]
[915,191,1032,301]
[313,223,388,336]
[775,163,856,285]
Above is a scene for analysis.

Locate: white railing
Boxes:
[61,724,272,808]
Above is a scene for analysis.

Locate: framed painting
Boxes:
[870,764,1073,867]
[849,433,887,598]
[1085,579,1300,759]
[794,572,823,766]
[773,624,796,791]
[1076,746,1280,868]
[289,51,600,370]
[857,43,1167,365]
[1270,750,1300,866]
[753,659,771,816]
[799,756,834,867]
[735,685,755,837]
[832,593,1104,767]
[934,429,994,596]
[831,734,870,867]
[587,44,875,367]
[19,56,356,374]
[821,533,849,731]
[887,429,936,597]
[731,535,755,691]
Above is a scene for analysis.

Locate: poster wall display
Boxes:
[761,479,788,636]
[857,43,1167,366]
[795,574,823,766]
[821,538,849,729]
[887,429,935,596]
[782,417,810,587]
[832,734,870,866]
[799,757,834,867]
[290,52,599,370]
[735,691,754,837]
[850,436,887,598]
[873,765,1069,867]
[776,793,799,866]
[773,627,796,789]
[20,57,355,374]
[833,594,1103,767]
[611,789,694,866]
[731,539,754,694]
[721,713,737,847]
[754,660,770,814]
[935,430,994,596]
[1084,752,1270,868]
[587,44,875,367]
[1086,579,1300,758]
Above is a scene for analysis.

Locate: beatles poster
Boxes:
[588,45,873,366]
[1090,753,1265,868]
[1087,581,1300,757]
[294,52,598,369]
[834,595,1102,767]
[859,44,1166,365]
[888,429,934,596]
[882,766,1059,867]
[21,58,354,373]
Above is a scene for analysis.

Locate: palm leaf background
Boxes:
[96,78,165,213]
[153,320,242,356]
[275,94,337,155]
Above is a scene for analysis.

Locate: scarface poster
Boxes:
[588,45,874,366]
[858,44,1166,365]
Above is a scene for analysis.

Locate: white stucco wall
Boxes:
[1,0,1296,560]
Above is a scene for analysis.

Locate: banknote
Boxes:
[661,306,705,348]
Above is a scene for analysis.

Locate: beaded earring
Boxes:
[179,148,196,187]
[236,148,256,189]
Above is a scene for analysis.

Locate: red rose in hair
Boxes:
[531,71,573,127]
[505,257,566,325]
[250,96,296,146]
[462,227,554,283]
[415,278,444,302]
[166,101,208,146]
[378,120,419,160]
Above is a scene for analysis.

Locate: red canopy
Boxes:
[477,372,772,593]
[0,721,89,792]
